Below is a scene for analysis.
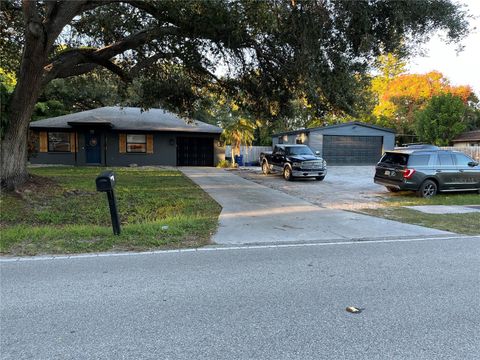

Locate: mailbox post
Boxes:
[96,171,121,235]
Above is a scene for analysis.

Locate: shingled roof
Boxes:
[29,107,223,134]
[452,130,480,142]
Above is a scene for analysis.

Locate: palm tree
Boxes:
[221,117,257,167]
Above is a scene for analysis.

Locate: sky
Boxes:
[408,0,480,94]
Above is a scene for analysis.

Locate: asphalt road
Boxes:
[1,236,480,360]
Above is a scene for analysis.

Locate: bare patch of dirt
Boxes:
[10,174,60,199]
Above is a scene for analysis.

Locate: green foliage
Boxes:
[42,70,122,111]
[0,167,221,255]
[32,100,69,121]
[0,1,23,74]
[216,159,231,168]
[414,94,468,146]
[0,69,15,139]
[3,0,471,122]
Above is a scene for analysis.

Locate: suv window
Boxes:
[407,154,431,166]
[380,152,408,166]
[453,153,473,166]
[438,153,454,166]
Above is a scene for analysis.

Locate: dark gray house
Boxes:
[273,122,395,165]
[29,107,224,167]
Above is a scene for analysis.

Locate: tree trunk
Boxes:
[0,86,42,189]
[1,11,47,190]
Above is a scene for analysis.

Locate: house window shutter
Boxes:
[146,134,154,154]
[39,131,48,152]
[119,134,126,153]
[70,132,77,152]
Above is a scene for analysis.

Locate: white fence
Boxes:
[440,146,480,161]
[225,145,272,165]
[225,145,480,164]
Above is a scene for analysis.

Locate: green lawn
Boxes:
[360,191,480,235]
[0,167,221,256]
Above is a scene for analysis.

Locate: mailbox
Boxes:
[95,171,121,235]
[96,171,116,192]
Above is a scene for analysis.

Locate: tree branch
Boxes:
[43,25,179,84]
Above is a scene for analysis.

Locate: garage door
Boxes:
[176,137,214,166]
[323,135,383,165]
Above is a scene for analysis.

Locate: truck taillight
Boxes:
[403,169,416,179]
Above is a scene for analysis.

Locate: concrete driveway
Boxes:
[181,168,451,245]
[233,166,388,210]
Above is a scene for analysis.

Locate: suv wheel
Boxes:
[283,166,293,181]
[386,186,399,193]
[416,180,438,198]
[262,161,270,175]
[315,176,325,181]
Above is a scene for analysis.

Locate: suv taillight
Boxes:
[403,168,416,179]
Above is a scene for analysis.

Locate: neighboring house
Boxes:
[452,130,480,147]
[273,122,395,165]
[29,107,224,167]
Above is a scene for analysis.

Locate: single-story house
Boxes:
[452,130,480,147]
[29,106,224,167]
[273,122,395,165]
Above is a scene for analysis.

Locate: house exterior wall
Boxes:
[453,141,480,147]
[105,132,177,166]
[29,130,221,167]
[29,130,77,165]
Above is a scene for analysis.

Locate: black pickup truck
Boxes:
[260,144,327,181]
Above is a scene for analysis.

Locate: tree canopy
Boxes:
[0,0,472,188]
[415,93,469,146]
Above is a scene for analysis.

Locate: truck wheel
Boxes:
[315,176,325,181]
[262,161,270,175]
[416,180,437,198]
[283,166,293,181]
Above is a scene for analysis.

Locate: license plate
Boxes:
[384,170,390,176]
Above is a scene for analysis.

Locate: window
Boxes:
[48,132,70,152]
[278,137,283,144]
[379,152,408,166]
[453,153,473,166]
[407,154,430,166]
[286,146,314,156]
[126,134,146,153]
[438,153,454,166]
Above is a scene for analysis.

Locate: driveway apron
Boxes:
[180,168,452,245]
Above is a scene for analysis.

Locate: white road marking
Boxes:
[1,235,479,263]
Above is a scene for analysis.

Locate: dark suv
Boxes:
[374,145,480,198]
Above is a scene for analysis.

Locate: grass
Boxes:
[0,167,221,256]
[360,191,480,235]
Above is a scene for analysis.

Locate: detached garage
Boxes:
[273,122,395,165]
[29,107,224,167]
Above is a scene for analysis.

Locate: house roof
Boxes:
[452,129,480,142]
[273,121,395,137]
[29,106,223,134]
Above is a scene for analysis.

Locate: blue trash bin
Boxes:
[234,155,244,166]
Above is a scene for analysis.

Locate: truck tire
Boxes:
[283,166,293,181]
[262,161,270,175]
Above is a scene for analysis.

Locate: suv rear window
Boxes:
[407,154,431,166]
[380,152,408,166]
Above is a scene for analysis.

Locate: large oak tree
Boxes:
[0,0,469,188]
